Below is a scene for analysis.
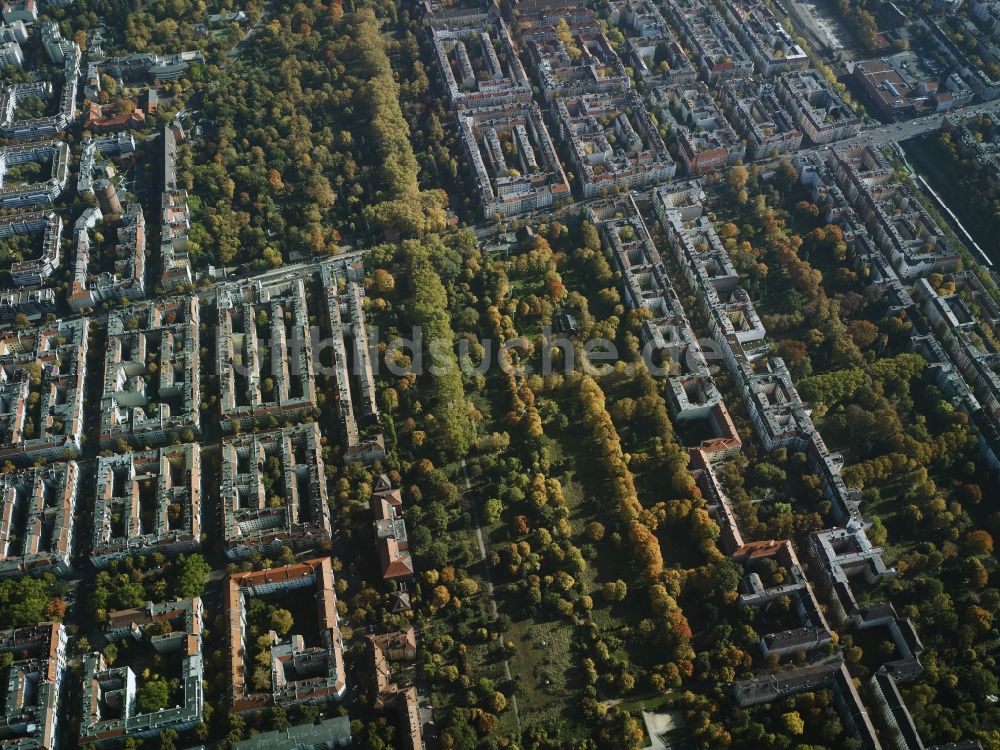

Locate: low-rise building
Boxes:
[371,475,414,581]
[0,317,88,464]
[220,423,332,559]
[217,277,317,430]
[92,444,201,567]
[458,102,570,217]
[225,559,346,712]
[80,598,204,745]
[852,54,971,121]
[0,622,66,750]
[0,461,77,576]
[721,77,802,158]
[1,0,36,24]
[555,91,674,197]
[99,296,200,448]
[777,69,863,144]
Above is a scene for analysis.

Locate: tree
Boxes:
[603,580,628,602]
[137,675,170,713]
[175,554,211,598]
[965,530,993,556]
[782,711,805,736]
[482,498,503,524]
[270,608,294,636]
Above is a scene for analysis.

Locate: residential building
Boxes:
[457,102,570,217]
[80,598,204,745]
[0,43,79,139]
[0,141,71,209]
[0,622,67,750]
[67,202,146,312]
[0,318,88,464]
[777,69,863,144]
[91,443,202,567]
[721,0,807,76]
[220,423,332,559]
[231,717,352,749]
[161,122,194,290]
[526,31,630,102]
[429,13,532,110]
[217,277,317,430]
[660,83,745,174]
[554,91,674,197]
[721,77,802,158]
[99,296,200,448]
[367,627,423,750]
[1,0,36,24]
[828,143,962,279]
[320,261,383,463]
[0,461,77,576]
[225,559,346,712]
[0,287,56,322]
[41,20,71,63]
[4,210,62,287]
[662,0,753,83]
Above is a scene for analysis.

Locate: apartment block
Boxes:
[371,474,414,581]
[611,0,696,85]
[0,287,56,322]
[67,202,146,312]
[732,539,833,659]
[429,12,531,110]
[0,43,79,140]
[589,193,741,460]
[0,461,77,576]
[41,20,71,63]
[721,0,807,76]
[0,622,66,750]
[80,598,204,745]
[526,31,630,102]
[914,272,1000,431]
[225,558,346,712]
[91,443,201,567]
[777,69,862,144]
[721,77,802,158]
[77,133,136,201]
[367,626,423,750]
[220,423,332,559]
[0,141,70,210]
[100,296,200,448]
[161,123,194,290]
[3,210,62,287]
[320,261,384,465]
[828,144,962,279]
[555,92,674,197]
[217,277,316,430]
[0,317,88,464]
[660,83,745,174]
[663,0,753,83]
[458,102,570,217]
